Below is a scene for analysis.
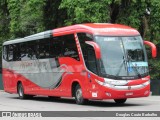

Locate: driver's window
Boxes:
[87,46,98,74]
[77,33,98,74]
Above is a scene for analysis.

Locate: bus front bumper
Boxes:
[86,84,150,100]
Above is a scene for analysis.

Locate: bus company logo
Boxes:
[2,112,11,117]
[128,86,132,90]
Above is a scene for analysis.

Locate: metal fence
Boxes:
[151,79,160,95]
[0,74,3,90]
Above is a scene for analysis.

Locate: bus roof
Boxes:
[53,23,140,36]
[3,23,140,45]
[3,30,52,45]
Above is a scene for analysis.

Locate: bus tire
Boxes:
[75,85,88,105]
[114,99,127,104]
[17,83,27,99]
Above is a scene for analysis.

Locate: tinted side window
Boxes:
[19,41,39,61]
[20,43,30,61]
[38,39,51,59]
[4,34,79,61]
[52,34,79,61]
[3,45,8,61]
[77,33,98,74]
[3,44,21,61]
[52,36,63,57]
[87,46,98,74]
[77,33,93,62]
[61,34,79,61]
[77,33,93,44]
[27,41,39,60]
[8,44,15,61]
[13,44,21,61]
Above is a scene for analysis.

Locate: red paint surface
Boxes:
[53,23,140,36]
[144,41,157,58]
[2,23,152,100]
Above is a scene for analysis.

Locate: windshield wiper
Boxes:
[115,56,141,79]
[115,56,128,79]
[126,56,141,78]
[115,38,141,79]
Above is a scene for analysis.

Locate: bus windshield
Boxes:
[94,36,148,80]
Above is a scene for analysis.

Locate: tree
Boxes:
[8,0,46,37]
[60,0,111,25]
[0,0,160,79]
[0,0,10,41]
[0,0,10,60]
[44,0,67,29]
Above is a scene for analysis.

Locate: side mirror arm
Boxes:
[85,41,101,59]
[144,41,157,58]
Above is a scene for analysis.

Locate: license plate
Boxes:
[126,92,133,96]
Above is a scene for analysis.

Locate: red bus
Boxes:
[2,23,157,104]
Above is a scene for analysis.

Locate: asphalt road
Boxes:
[0,91,160,119]
[0,91,160,111]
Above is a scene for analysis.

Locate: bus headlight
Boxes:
[142,81,150,86]
[95,79,115,88]
[95,79,150,90]
[95,79,104,85]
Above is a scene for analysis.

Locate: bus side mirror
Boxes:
[144,41,157,58]
[85,41,101,59]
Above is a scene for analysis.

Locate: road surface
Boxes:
[0,91,160,119]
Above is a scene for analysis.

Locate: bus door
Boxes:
[85,45,99,98]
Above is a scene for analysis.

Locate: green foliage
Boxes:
[7,0,45,38]
[145,0,160,79]
[0,0,160,79]
[60,0,111,25]
[0,0,10,39]
[20,0,45,35]
[149,0,160,41]
[0,0,10,55]
[116,1,146,29]
[44,0,64,29]
[7,0,22,38]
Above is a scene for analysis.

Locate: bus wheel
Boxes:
[75,85,87,105]
[114,99,127,104]
[18,83,27,99]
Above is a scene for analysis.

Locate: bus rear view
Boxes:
[2,23,157,105]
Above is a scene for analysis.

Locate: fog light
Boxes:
[144,90,149,95]
[106,92,111,97]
